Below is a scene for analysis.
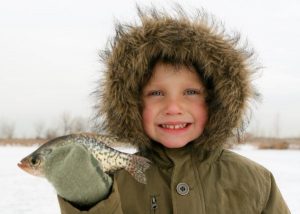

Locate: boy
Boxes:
[55,6,290,213]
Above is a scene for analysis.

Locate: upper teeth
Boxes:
[161,124,188,129]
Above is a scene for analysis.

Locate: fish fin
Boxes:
[126,155,151,184]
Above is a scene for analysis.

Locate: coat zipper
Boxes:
[151,196,158,213]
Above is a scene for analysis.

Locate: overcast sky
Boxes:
[1,0,300,138]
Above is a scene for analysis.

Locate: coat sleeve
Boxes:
[57,180,123,214]
[261,172,291,214]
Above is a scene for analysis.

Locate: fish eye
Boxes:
[30,156,41,166]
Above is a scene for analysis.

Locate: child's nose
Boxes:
[164,98,183,115]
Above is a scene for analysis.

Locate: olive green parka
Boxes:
[58,6,290,214]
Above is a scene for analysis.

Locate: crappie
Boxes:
[18,133,151,184]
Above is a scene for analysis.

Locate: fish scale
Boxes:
[18,133,151,184]
[72,134,131,172]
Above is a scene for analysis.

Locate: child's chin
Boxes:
[159,140,189,149]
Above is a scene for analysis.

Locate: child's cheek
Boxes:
[142,105,154,135]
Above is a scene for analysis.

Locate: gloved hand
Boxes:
[44,144,113,207]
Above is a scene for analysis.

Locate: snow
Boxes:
[233,145,300,213]
[1,145,299,213]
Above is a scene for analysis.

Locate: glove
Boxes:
[44,144,113,207]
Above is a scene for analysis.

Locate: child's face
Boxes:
[142,62,208,148]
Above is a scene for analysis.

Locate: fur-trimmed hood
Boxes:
[95,6,259,151]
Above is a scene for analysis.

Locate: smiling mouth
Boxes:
[159,123,190,130]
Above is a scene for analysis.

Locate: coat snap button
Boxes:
[176,183,189,195]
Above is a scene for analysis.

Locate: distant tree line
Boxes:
[0,112,93,139]
[0,112,289,140]
[0,121,15,139]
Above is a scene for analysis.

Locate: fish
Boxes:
[17,133,151,184]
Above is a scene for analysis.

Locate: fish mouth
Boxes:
[17,160,36,175]
[17,161,30,172]
[17,159,44,177]
[17,162,22,168]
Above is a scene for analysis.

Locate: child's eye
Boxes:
[148,90,163,96]
[184,89,202,95]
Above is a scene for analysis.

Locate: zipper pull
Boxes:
[151,196,158,210]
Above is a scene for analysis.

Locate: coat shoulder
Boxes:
[220,149,271,176]
[217,149,272,208]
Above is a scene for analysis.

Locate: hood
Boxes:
[95,6,259,151]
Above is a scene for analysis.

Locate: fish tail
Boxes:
[126,155,151,184]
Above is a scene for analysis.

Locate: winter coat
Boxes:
[57,6,290,213]
[58,143,290,213]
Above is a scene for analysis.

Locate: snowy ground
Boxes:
[1,145,299,213]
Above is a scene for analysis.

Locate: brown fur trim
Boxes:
[94,5,260,151]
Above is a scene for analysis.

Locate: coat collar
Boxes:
[143,141,224,169]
